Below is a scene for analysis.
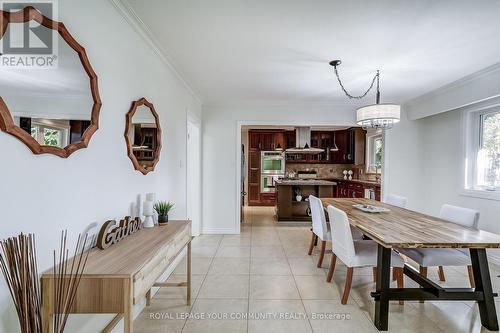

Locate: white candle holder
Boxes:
[143,201,154,228]
[136,194,143,218]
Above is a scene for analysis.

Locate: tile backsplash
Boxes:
[286,163,379,181]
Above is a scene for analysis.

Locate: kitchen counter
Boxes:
[275,179,337,186]
[329,178,381,186]
[275,179,335,222]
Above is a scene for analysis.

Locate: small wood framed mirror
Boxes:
[0,6,102,158]
[124,98,162,175]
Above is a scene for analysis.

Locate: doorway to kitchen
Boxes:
[236,122,383,230]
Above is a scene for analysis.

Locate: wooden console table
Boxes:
[41,220,192,333]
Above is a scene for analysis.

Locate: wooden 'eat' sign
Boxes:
[97,216,142,250]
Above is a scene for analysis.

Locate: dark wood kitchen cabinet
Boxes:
[346,127,366,165]
[286,128,366,165]
[330,128,366,165]
[336,179,380,201]
[330,130,348,164]
[249,130,284,151]
[248,130,285,206]
[309,131,333,163]
[285,130,296,149]
[248,150,261,205]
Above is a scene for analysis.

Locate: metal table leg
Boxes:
[470,249,499,331]
[374,244,392,331]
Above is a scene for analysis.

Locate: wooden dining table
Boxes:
[321,198,500,331]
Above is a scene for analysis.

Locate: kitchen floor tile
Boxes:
[250,257,292,275]
[198,275,249,299]
[249,275,300,299]
[208,257,250,275]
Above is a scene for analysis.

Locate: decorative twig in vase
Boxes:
[0,231,92,333]
[52,231,92,333]
[0,233,42,333]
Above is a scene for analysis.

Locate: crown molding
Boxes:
[203,99,360,109]
[404,62,500,107]
[108,0,203,105]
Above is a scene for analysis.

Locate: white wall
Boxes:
[202,104,358,234]
[383,110,425,212]
[385,64,500,235]
[410,106,500,234]
[0,0,201,332]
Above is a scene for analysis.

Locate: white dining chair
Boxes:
[308,195,331,268]
[308,195,363,268]
[326,205,405,304]
[384,194,408,208]
[397,204,479,287]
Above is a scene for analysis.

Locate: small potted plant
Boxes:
[154,201,174,226]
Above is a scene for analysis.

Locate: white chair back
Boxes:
[384,194,408,208]
[309,195,329,240]
[327,205,356,264]
[439,204,480,229]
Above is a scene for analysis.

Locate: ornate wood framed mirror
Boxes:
[0,6,101,158]
[124,98,162,175]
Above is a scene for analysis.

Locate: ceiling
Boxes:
[126,0,500,106]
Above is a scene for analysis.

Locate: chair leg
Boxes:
[317,240,326,268]
[326,253,337,282]
[395,267,404,305]
[438,266,446,281]
[372,267,377,283]
[467,265,475,288]
[341,267,354,305]
[307,232,316,255]
[419,266,427,303]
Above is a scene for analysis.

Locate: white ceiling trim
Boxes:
[404,62,500,108]
[108,0,203,105]
[203,100,362,109]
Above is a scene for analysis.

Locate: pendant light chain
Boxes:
[330,59,400,130]
[333,64,379,100]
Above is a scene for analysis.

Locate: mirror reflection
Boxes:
[128,105,159,170]
[0,20,98,152]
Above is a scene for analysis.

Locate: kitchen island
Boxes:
[275,179,336,221]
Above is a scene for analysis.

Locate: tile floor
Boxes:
[134,206,500,332]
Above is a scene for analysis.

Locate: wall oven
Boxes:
[261,174,281,193]
[261,151,285,174]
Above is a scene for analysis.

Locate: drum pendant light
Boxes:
[330,60,400,130]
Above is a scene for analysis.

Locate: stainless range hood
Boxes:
[285,127,324,154]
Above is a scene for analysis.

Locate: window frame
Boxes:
[30,121,70,148]
[462,104,500,200]
[366,130,383,174]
